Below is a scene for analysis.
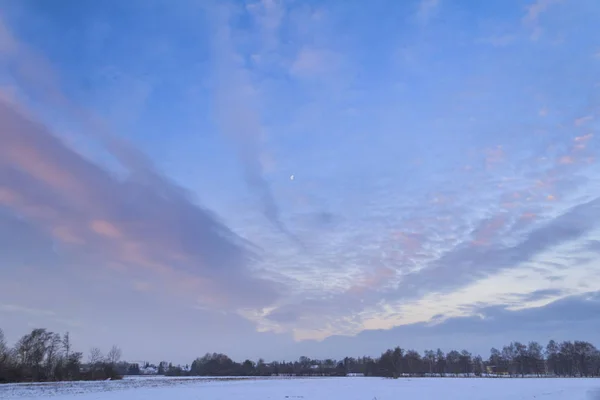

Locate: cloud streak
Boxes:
[0,97,279,310]
[209,4,300,245]
[402,196,600,296]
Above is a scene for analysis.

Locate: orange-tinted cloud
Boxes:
[0,98,280,310]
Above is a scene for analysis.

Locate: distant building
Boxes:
[140,366,158,375]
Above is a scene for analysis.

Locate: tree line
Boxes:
[0,328,122,383]
[165,340,600,378]
[3,327,600,383]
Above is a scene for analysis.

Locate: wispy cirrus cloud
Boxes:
[523,0,562,25]
[522,0,562,40]
[209,2,299,244]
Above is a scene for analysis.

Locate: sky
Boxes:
[1,0,600,365]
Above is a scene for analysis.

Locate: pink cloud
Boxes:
[574,115,594,127]
[90,220,123,239]
[0,97,280,310]
[574,133,593,143]
[0,11,289,311]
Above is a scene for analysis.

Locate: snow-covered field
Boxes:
[1,376,599,400]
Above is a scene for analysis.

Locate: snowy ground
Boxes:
[1,376,599,400]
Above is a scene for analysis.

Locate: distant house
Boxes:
[140,366,158,375]
[346,373,365,377]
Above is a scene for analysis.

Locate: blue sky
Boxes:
[1,0,600,364]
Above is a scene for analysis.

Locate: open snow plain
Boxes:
[1,376,600,400]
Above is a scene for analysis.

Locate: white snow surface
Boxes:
[1,376,599,400]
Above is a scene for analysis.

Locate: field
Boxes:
[1,376,599,400]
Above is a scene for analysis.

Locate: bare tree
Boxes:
[528,341,544,377]
[88,347,104,366]
[16,328,55,380]
[435,349,446,377]
[0,328,6,356]
[45,333,62,379]
[446,350,461,376]
[459,350,473,375]
[88,347,104,380]
[0,328,8,367]
[62,332,71,359]
[423,350,435,375]
[472,355,484,376]
[106,345,122,365]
